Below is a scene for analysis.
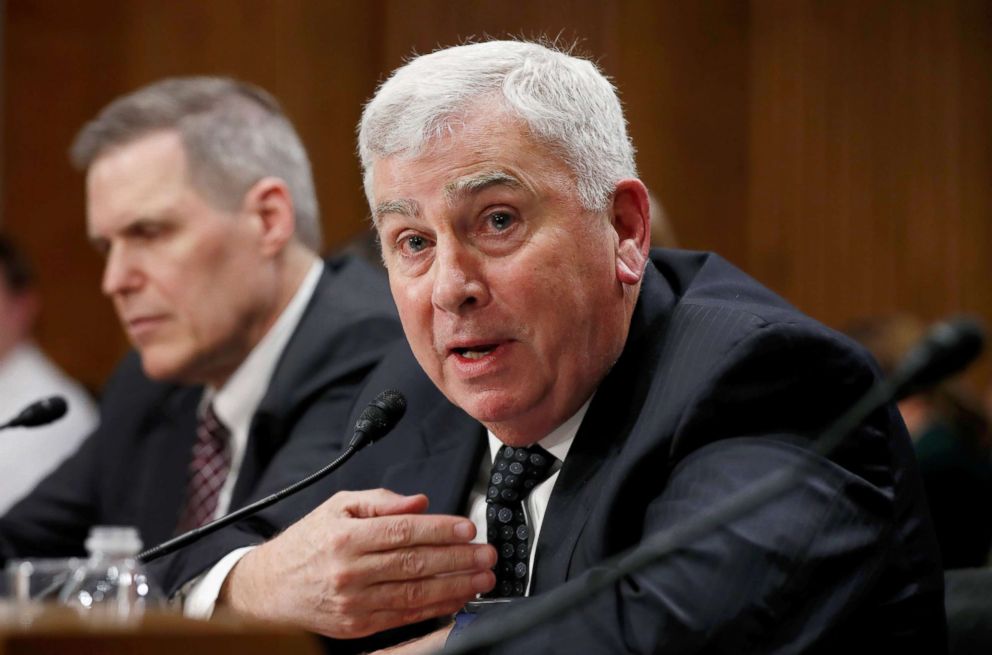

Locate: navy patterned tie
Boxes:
[483,444,557,597]
[175,404,231,533]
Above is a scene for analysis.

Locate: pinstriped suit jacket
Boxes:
[501,249,948,653]
[157,249,948,653]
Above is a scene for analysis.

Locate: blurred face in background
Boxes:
[86,131,281,387]
[0,276,36,360]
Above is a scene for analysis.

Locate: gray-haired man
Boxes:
[164,43,945,653]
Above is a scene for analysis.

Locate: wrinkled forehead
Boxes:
[369,116,580,224]
[86,133,190,212]
[372,169,527,223]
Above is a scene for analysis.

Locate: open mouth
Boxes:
[452,344,499,360]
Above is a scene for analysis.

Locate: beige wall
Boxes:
[3,0,990,391]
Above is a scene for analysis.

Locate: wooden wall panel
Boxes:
[375,0,621,70]
[749,0,992,386]
[2,0,991,392]
[3,0,135,389]
[615,0,750,263]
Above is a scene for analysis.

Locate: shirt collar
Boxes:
[203,260,324,435]
[486,396,593,466]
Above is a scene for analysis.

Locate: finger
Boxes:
[357,570,495,613]
[354,512,478,552]
[331,488,430,519]
[353,543,497,585]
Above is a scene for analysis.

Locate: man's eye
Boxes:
[487,212,514,231]
[403,234,428,253]
[127,222,168,242]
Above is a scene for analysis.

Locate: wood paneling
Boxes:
[749,0,992,385]
[2,0,990,391]
[615,0,750,263]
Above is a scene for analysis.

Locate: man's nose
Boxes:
[431,241,490,314]
[101,245,143,297]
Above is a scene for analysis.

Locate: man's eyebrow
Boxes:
[443,170,523,202]
[373,199,421,222]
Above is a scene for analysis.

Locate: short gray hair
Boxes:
[71,77,322,251]
[359,40,637,212]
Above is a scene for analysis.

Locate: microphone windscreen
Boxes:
[353,389,407,446]
[7,396,69,428]
[892,317,985,400]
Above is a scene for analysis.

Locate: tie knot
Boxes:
[487,444,557,505]
[200,403,229,439]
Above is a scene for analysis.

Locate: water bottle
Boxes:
[58,526,162,618]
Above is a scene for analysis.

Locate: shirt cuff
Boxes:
[182,546,255,618]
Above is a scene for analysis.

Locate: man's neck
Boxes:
[204,247,319,389]
[487,397,592,464]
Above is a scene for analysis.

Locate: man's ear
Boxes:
[611,179,651,285]
[243,177,296,257]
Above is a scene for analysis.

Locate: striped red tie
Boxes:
[175,404,231,533]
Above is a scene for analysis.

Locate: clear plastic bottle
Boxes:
[58,526,162,618]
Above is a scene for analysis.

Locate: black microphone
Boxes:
[0,396,68,430]
[139,389,406,563]
[439,318,985,655]
[890,317,984,401]
[350,388,407,449]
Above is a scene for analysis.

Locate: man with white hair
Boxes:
[162,43,946,652]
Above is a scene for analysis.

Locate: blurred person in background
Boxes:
[0,235,98,513]
[847,314,992,568]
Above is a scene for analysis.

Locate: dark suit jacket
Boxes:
[0,255,403,586]
[155,250,947,653]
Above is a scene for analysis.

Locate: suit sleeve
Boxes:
[0,355,146,563]
[463,323,944,654]
[0,427,101,562]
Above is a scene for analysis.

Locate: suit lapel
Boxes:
[382,402,486,516]
[232,270,336,505]
[135,385,201,544]
[232,267,388,506]
[530,388,621,591]
[531,262,676,591]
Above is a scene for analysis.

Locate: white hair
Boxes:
[359,40,637,212]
